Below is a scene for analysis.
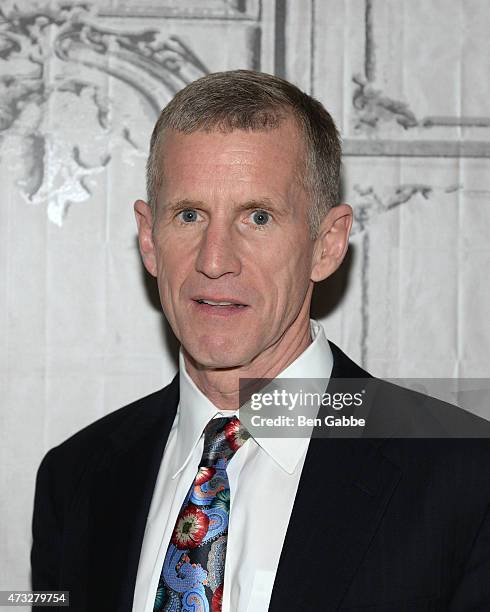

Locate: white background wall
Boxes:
[1,0,489,590]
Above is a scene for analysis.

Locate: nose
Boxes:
[195,219,241,279]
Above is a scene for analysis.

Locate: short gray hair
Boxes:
[146,69,341,237]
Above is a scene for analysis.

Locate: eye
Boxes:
[250,210,271,226]
[178,209,199,223]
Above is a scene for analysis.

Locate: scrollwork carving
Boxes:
[0,1,208,224]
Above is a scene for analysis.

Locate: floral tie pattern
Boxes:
[153,416,250,612]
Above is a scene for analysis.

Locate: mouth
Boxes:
[194,299,247,307]
[192,297,248,315]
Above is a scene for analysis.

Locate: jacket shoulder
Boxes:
[38,376,179,489]
[59,382,174,452]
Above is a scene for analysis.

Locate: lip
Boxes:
[192,296,248,307]
[191,297,249,317]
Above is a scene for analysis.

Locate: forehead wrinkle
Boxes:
[156,121,310,214]
[160,121,304,169]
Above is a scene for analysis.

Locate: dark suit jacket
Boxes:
[31,343,490,611]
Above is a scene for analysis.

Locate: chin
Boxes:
[185,335,257,370]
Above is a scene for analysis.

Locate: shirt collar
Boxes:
[172,355,228,479]
[174,319,333,477]
[252,319,333,474]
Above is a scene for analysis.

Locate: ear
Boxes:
[134,199,157,277]
[311,203,353,282]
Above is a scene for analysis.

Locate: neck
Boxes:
[183,315,312,411]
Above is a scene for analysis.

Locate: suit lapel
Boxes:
[269,437,401,610]
[86,376,179,612]
[269,343,403,611]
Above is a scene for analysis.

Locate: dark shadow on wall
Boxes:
[310,243,354,320]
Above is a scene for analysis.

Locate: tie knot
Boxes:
[200,416,250,467]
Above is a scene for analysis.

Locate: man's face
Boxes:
[139,119,323,369]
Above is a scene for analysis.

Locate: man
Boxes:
[32,70,490,611]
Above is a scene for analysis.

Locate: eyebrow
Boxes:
[164,197,289,217]
[235,198,285,214]
[164,199,204,213]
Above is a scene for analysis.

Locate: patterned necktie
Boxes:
[153,416,250,612]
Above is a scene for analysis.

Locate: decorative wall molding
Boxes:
[98,0,261,20]
[345,0,490,157]
[0,3,209,224]
[343,139,490,158]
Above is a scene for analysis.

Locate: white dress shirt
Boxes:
[132,319,333,612]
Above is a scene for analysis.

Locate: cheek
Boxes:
[269,245,313,294]
[155,248,182,307]
[156,230,188,274]
[155,228,198,278]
